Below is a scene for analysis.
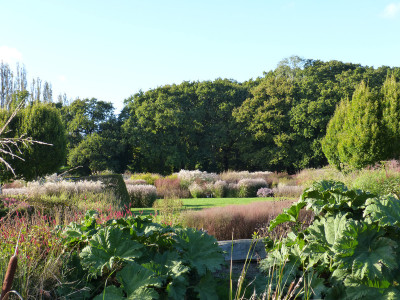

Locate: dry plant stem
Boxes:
[1,229,21,300]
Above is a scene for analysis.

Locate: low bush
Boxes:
[188,182,211,198]
[126,184,157,207]
[81,174,130,209]
[177,169,218,189]
[219,170,271,183]
[351,163,400,198]
[211,180,228,198]
[154,177,190,199]
[225,183,239,198]
[257,187,274,197]
[181,199,312,240]
[237,178,268,197]
[130,172,161,185]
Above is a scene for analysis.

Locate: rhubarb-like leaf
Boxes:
[117,262,161,300]
[80,227,143,276]
[268,201,306,231]
[364,195,400,227]
[175,228,224,276]
[334,221,398,280]
[93,285,124,300]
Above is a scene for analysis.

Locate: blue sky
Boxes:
[1,0,399,112]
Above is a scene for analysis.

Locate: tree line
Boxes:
[1,57,400,180]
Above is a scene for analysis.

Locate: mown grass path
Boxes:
[131,197,275,216]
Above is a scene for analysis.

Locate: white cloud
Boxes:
[381,3,400,19]
[0,46,23,64]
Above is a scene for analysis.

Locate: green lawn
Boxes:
[130,197,275,216]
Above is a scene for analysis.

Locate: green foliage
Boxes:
[323,76,400,170]
[322,82,386,170]
[81,174,130,209]
[260,180,400,299]
[130,173,161,185]
[123,79,249,174]
[0,103,67,181]
[60,212,224,299]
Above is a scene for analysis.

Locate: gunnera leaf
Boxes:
[303,213,349,266]
[116,262,161,300]
[93,285,125,300]
[80,226,143,276]
[344,277,400,300]
[193,271,219,300]
[175,228,224,276]
[268,202,306,231]
[334,221,398,280]
[364,195,400,227]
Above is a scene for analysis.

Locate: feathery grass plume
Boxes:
[176,169,218,188]
[126,184,157,207]
[154,177,189,199]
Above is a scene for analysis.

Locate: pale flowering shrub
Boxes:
[257,187,274,197]
[238,178,268,197]
[2,188,28,196]
[219,171,272,183]
[211,180,228,198]
[126,184,157,207]
[188,182,211,198]
[177,170,218,188]
[27,180,105,196]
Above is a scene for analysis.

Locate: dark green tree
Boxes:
[322,82,386,170]
[0,103,67,181]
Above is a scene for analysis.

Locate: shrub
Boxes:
[351,163,400,198]
[225,183,239,198]
[237,178,268,197]
[257,187,274,197]
[130,173,161,185]
[126,184,157,207]
[211,180,228,198]
[188,182,211,198]
[177,170,218,188]
[219,170,271,183]
[81,174,130,209]
[154,177,190,199]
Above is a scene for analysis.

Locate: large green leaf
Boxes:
[364,195,400,227]
[268,202,306,231]
[344,277,400,300]
[193,272,219,300]
[334,221,398,280]
[303,213,349,266]
[175,228,224,276]
[93,285,125,300]
[80,227,143,276]
[117,262,161,300]
[300,180,373,216]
